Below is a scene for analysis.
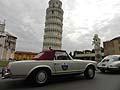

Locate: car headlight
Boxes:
[108,64,118,68]
[4,63,12,73]
[109,65,113,67]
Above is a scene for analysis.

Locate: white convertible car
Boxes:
[2,50,97,85]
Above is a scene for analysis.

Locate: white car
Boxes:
[97,55,120,73]
[2,50,97,86]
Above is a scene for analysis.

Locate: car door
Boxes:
[54,51,73,74]
[72,60,86,72]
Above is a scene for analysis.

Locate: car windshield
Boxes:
[102,59,109,62]
[33,50,55,60]
[111,56,120,62]
[33,52,44,59]
[55,51,71,60]
[102,56,119,62]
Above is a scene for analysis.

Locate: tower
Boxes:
[43,0,64,50]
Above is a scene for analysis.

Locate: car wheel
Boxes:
[84,66,95,79]
[35,70,49,85]
[100,69,105,73]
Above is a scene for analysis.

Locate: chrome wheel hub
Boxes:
[88,69,94,77]
[36,71,47,84]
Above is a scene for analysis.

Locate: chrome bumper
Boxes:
[1,68,26,79]
[2,73,11,79]
[1,68,12,79]
[97,66,120,71]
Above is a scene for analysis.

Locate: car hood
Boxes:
[98,61,120,67]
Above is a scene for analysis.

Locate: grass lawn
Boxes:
[0,61,9,67]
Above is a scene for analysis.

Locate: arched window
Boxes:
[52,11,54,14]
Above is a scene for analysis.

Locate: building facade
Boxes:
[43,0,64,50]
[103,36,120,56]
[0,21,17,60]
[14,51,38,61]
[73,50,104,61]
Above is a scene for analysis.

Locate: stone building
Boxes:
[43,0,64,50]
[73,50,104,61]
[14,51,38,61]
[0,21,17,60]
[103,36,120,56]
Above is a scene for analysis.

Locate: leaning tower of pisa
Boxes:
[43,0,64,50]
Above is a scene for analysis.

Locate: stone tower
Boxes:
[43,0,64,50]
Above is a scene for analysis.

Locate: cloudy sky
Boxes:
[0,0,120,52]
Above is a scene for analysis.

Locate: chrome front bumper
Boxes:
[1,68,26,79]
[2,73,11,79]
[1,68,12,79]
[97,66,120,71]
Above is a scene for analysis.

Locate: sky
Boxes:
[0,0,120,53]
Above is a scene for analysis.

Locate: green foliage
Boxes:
[0,61,9,67]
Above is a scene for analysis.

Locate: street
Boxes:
[0,67,2,74]
[0,72,120,90]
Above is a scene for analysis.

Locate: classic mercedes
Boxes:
[2,50,97,85]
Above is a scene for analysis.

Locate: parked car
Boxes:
[2,50,97,86]
[97,55,120,73]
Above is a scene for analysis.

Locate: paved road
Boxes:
[0,72,120,90]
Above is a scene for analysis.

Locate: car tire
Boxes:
[84,66,95,79]
[100,69,105,73]
[34,70,49,86]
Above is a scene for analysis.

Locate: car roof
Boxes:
[107,55,120,57]
[33,50,67,60]
[105,55,120,59]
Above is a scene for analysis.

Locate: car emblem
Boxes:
[61,63,68,70]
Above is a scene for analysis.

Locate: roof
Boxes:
[104,36,120,43]
[0,31,17,39]
[0,32,6,37]
[5,32,17,39]
[15,51,38,55]
[111,36,120,41]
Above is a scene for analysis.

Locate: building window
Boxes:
[53,3,55,8]
[56,2,58,4]
[52,11,54,14]
[0,44,2,47]
[118,40,120,44]
[58,4,61,8]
